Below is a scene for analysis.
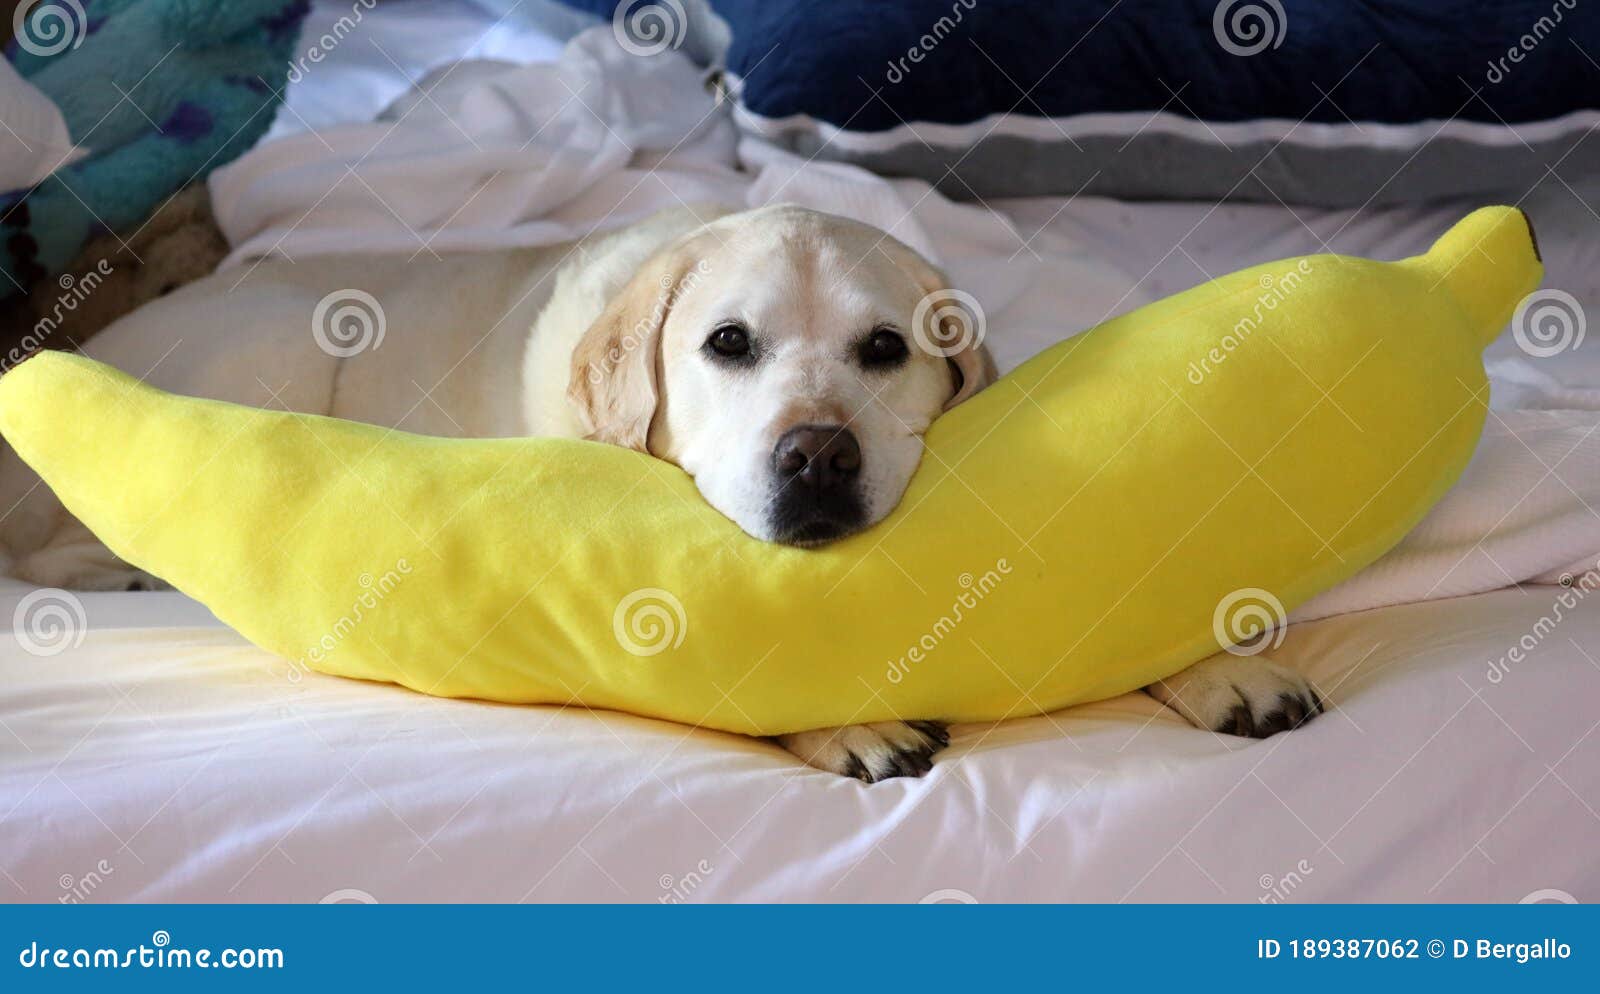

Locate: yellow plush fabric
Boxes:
[0,207,1541,735]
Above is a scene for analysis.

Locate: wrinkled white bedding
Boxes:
[3,1,1599,904]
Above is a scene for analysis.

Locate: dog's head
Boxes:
[569,205,995,546]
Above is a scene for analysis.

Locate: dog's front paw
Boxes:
[776,720,949,782]
[1147,655,1322,738]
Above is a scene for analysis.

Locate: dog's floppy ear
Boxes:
[879,239,998,410]
[927,288,999,410]
[567,241,703,452]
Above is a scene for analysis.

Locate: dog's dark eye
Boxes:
[859,327,909,368]
[705,323,751,361]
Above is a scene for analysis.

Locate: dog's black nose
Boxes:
[772,424,862,493]
[769,425,866,545]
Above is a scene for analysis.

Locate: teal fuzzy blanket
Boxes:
[3,0,308,297]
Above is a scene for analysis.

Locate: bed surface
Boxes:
[3,581,1597,903]
[4,0,1599,904]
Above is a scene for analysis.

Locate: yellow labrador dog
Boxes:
[0,205,1319,780]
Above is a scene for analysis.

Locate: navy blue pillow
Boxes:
[572,0,1600,205]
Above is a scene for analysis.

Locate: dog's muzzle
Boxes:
[767,424,866,545]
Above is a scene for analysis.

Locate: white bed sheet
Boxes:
[3,580,1597,903]
[4,0,1600,905]
[262,0,568,144]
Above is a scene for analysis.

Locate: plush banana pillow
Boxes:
[0,207,1540,736]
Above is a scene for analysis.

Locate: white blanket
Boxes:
[209,27,1600,629]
